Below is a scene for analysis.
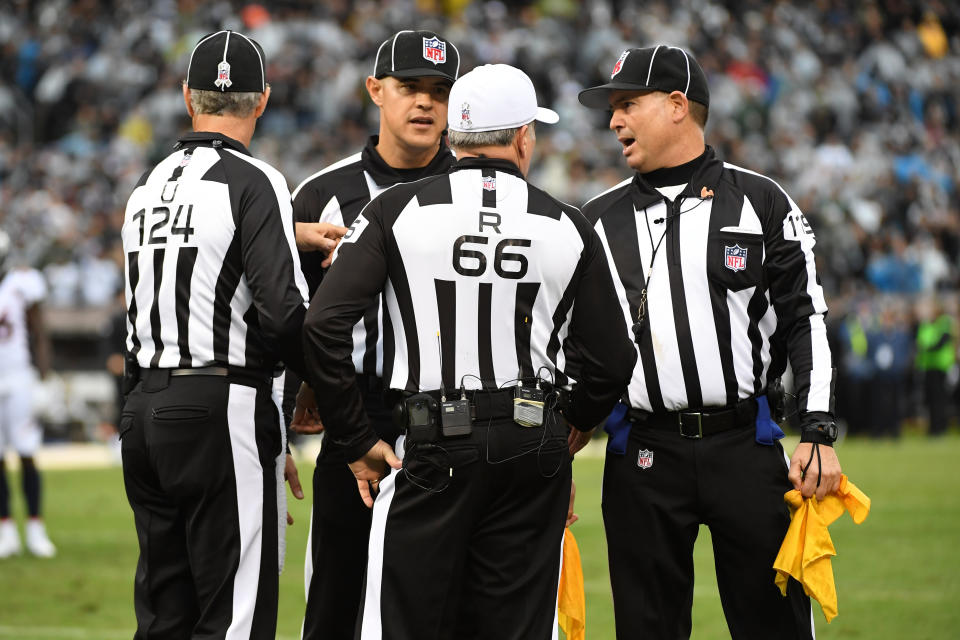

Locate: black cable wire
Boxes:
[802,442,822,490]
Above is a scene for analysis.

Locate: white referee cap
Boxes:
[447,64,559,133]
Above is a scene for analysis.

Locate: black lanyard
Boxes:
[631,195,708,343]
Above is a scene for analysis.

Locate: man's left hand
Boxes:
[788,442,842,501]
[291,383,324,434]
[284,453,304,525]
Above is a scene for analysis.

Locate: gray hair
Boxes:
[448,126,522,149]
[188,88,262,117]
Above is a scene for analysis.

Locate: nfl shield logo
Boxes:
[460,102,472,128]
[637,448,654,469]
[482,176,496,191]
[214,60,232,89]
[422,37,446,65]
[611,50,629,78]
[724,245,748,272]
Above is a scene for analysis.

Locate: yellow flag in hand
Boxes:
[558,528,585,640]
[773,474,870,622]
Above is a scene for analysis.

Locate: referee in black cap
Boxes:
[120,30,310,639]
[576,45,842,639]
[289,28,459,640]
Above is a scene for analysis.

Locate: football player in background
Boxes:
[0,229,56,558]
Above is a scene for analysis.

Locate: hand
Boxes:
[348,440,403,508]
[788,442,842,501]
[291,383,324,434]
[284,453,304,525]
[295,222,348,264]
[568,426,595,457]
[565,480,579,527]
[106,353,125,376]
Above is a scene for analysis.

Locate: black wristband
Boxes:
[800,422,837,446]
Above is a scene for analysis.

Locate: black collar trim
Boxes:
[176,131,251,155]
[361,135,455,187]
[640,149,707,188]
[631,145,724,206]
[451,156,525,179]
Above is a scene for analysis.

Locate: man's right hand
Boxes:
[568,426,595,457]
[295,222,348,265]
[349,440,403,508]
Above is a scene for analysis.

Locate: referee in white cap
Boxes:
[300,63,635,639]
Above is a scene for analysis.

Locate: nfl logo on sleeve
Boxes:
[637,448,654,469]
[724,245,748,272]
[423,37,446,65]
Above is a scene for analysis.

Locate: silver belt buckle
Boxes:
[678,412,703,439]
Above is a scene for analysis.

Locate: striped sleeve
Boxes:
[293,181,338,297]
[303,196,390,461]
[757,184,834,417]
[562,209,637,429]
[224,150,310,378]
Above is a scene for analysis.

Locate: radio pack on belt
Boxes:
[513,385,545,427]
[400,393,439,443]
[440,397,472,437]
[122,352,141,396]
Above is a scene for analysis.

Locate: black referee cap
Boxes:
[187,30,266,93]
[373,30,459,83]
[579,45,709,109]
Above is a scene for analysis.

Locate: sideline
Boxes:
[0,626,300,640]
[4,435,608,471]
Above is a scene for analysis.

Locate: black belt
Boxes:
[418,388,517,421]
[627,397,758,439]
[140,366,271,390]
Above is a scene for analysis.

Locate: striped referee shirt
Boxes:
[292,136,455,378]
[122,131,309,377]
[303,157,636,459]
[582,146,834,418]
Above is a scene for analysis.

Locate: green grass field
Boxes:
[0,434,958,639]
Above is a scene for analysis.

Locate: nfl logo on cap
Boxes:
[724,245,748,272]
[611,50,628,78]
[423,36,446,65]
[215,60,232,89]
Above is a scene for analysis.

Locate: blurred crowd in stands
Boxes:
[1,0,959,435]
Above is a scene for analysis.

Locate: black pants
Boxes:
[602,424,813,640]
[302,381,399,640]
[870,375,904,437]
[120,373,283,639]
[924,369,949,435]
[356,414,571,640]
